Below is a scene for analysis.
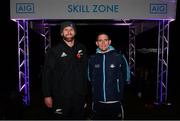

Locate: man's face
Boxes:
[96,34,111,53]
[61,26,76,42]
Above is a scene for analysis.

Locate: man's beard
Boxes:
[63,36,74,42]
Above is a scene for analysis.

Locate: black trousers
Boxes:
[52,97,85,120]
[92,101,123,120]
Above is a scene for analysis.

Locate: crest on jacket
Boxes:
[76,50,83,59]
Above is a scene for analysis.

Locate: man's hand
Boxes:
[84,103,87,108]
[44,97,53,108]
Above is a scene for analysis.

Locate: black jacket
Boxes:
[42,40,88,107]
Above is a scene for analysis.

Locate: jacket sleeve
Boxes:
[42,49,55,97]
[118,54,130,102]
[83,47,89,95]
[88,56,93,82]
[122,55,131,84]
[87,58,91,82]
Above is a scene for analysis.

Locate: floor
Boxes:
[1,84,179,120]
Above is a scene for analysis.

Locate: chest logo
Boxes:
[110,64,115,68]
[61,52,67,57]
[94,64,100,68]
[76,50,83,59]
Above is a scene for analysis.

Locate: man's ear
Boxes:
[109,40,111,45]
[96,41,98,46]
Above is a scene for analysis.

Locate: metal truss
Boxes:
[17,20,30,105]
[41,20,51,53]
[155,20,171,105]
[17,20,51,106]
[129,25,136,81]
[16,19,172,106]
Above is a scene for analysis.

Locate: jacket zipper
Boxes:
[103,55,106,102]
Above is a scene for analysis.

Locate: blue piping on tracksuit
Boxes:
[123,55,130,82]
[103,55,106,101]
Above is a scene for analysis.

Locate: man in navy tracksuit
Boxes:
[88,32,130,120]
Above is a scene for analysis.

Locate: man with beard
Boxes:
[42,21,88,119]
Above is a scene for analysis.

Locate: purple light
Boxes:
[11,19,17,22]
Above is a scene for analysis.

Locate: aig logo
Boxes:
[150,4,167,14]
[16,3,34,13]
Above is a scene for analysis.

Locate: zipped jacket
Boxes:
[42,40,88,107]
[88,46,130,102]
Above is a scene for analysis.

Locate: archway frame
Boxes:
[10,0,177,105]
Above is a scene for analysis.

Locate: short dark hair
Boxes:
[96,32,111,41]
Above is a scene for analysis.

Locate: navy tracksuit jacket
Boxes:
[88,46,130,103]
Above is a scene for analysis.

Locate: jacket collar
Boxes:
[61,39,78,48]
[96,45,115,54]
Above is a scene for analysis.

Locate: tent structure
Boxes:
[10,0,177,106]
